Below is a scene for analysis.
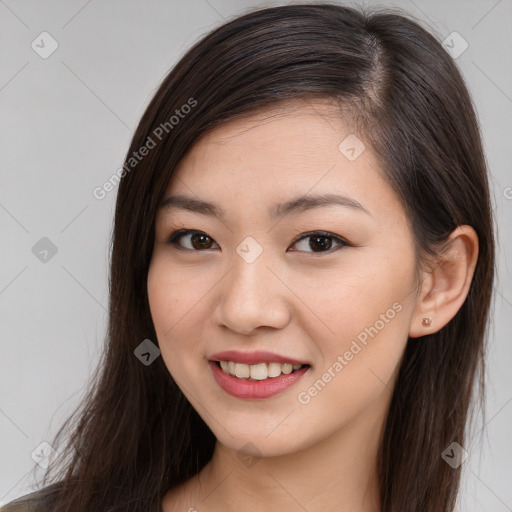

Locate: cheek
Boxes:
[294,290,412,435]
[147,260,200,378]
[290,255,414,352]
[300,249,416,390]
[147,254,204,333]
[147,266,178,337]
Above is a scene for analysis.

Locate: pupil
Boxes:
[192,233,212,250]
[310,236,331,252]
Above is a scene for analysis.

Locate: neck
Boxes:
[178,396,389,512]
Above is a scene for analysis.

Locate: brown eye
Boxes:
[167,229,350,254]
[167,230,219,251]
[289,231,350,254]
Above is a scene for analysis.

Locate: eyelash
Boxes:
[166,229,351,255]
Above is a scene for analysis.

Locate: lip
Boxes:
[209,350,309,366]
[209,361,310,400]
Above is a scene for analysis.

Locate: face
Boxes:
[147,101,420,457]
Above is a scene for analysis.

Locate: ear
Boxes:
[409,225,479,338]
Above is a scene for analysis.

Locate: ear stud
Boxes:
[422,317,432,327]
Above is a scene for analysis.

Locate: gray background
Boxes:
[0,0,511,510]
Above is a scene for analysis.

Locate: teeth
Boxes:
[281,363,293,375]
[267,362,282,378]
[235,363,250,378]
[250,363,267,380]
[217,361,306,380]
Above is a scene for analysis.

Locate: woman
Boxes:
[3,3,495,511]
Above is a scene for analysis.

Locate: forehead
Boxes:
[185,100,348,155]
[171,101,364,183]
[161,100,400,224]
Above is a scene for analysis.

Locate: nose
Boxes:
[214,249,291,336]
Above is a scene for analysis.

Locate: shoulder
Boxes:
[1,493,36,511]
[1,484,60,512]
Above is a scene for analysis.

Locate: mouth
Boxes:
[208,350,311,399]
[213,360,310,381]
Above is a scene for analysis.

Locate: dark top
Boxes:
[1,485,57,512]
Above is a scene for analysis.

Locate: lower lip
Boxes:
[209,361,310,400]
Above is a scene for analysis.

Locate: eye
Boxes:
[167,229,220,251]
[167,229,350,254]
[289,231,350,254]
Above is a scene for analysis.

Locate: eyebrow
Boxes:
[158,192,371,222]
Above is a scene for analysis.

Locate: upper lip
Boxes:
[209,350,309,366]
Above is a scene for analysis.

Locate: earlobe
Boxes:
[409,225,479,338]
[421,316,432,327]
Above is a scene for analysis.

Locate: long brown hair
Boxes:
[4,3,495,511]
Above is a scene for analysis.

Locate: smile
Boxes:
[216,360,305,380]
[208,350,311,399]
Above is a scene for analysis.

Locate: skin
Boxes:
[147,100,479,512]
